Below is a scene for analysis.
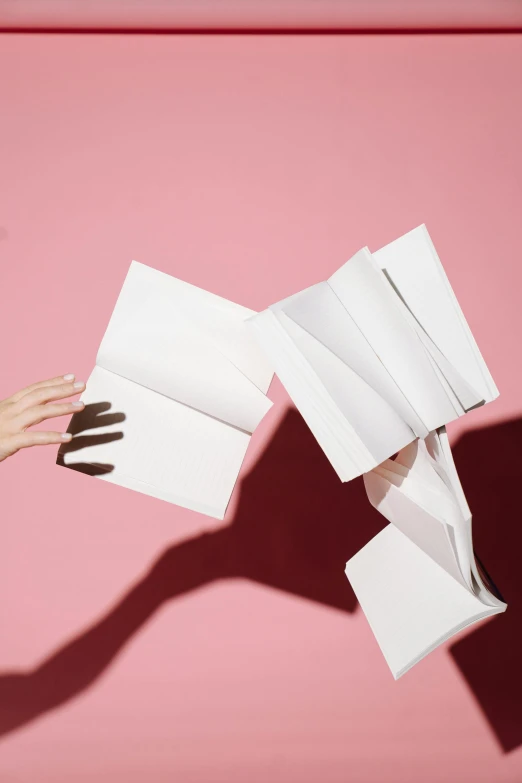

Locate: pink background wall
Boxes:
[0,32,521,782]
[3,1,522,30]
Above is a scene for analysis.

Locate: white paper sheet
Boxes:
[373,225,498,405]
[61,366,254,519]
[280,312,414,467]
[345,523,502,679]
[248,226,499,485]
[328,247,463,432]
[97,262,273,433]
[249,308,366,480]
[281,281,424,437]
[59,261,274,517]
[349,426,506,677]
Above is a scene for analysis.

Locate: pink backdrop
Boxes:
[2,1,522,30]
[1,32,522,782]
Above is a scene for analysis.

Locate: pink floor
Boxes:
[0,33,521,782]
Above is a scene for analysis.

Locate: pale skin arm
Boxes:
[0,374,86,463]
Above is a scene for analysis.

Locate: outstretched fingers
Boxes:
[15,400,85,430]
[14,380,86,412]
[7,431,73,453]
[4,374,78,404]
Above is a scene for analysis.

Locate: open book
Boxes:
[346,428,507,679]
[58,261,274,519]
[248,226,498,482]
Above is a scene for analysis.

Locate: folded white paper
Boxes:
[56,232,504,678]
[248,225,498,482]
[59,261,274,519]
[346,428,506,679]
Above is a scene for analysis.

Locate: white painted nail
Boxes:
[61,432,72,441]
[63,373,75,381]
[73,381,85,390]
[71,401,84,408]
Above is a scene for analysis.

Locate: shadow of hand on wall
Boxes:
[0,408,384,739]
[56,401,126,476]
[450,417,522,753]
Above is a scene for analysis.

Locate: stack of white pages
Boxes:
[248,225,505,676]
[58,226,505,677]
[346,428,506,679]
[248,225,498,482]
[59,261,274,519]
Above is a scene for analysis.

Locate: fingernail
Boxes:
[61,432,72,442]
[63,373,75,381]
[71,401,84,408]
[73,381,85,390]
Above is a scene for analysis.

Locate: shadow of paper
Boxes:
[450,417,522,753]
[56,401,126,476]
[0,408,384,739]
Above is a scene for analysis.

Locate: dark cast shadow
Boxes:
[56,401,126,476]
[0,408,384,739]
[450,416,522,753]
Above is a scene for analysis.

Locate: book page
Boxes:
[366,430,507,609]
[280,281,427,437]
[101,261,270,387]
[368,430,477,591]
[364,468,470,589]
[248,308,368,480]
[388,293,484,413]
[328,248,460,432]
[427,429,506,609]
[96,261,273,434]
[279,312,415,466]
[345,524,503,679]
[58,366,252,519]
[373,225,499,405]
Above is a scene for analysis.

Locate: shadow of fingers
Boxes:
[57,401,125,477]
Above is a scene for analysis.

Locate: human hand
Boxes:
[0,374,86,462]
